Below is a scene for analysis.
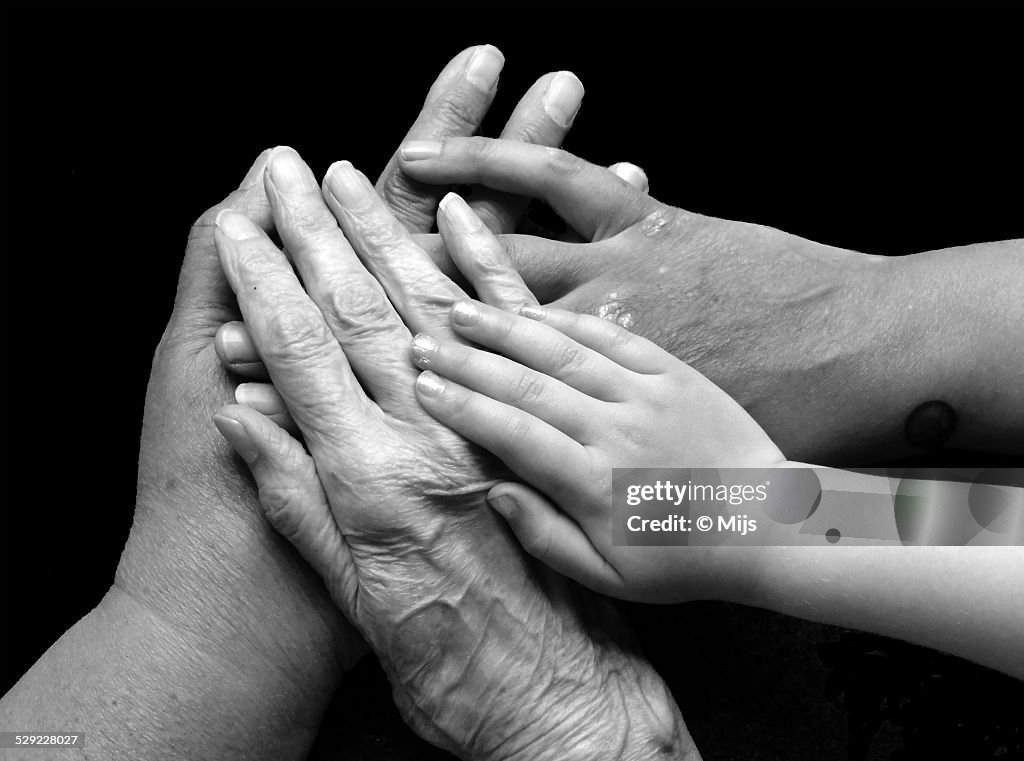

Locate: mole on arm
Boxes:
[905,400,956,449]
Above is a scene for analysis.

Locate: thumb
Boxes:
[212,404,361,624]
[487,482,623,596]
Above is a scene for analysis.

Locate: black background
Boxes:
[5,9,1023,760]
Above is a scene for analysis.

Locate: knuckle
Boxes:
[507,371,545,407]
[380,180,435,225]
[260,483,313,539]
[463,136,495,165]
[324,278,395,332]
[501,413,533,449]
[431,92,482,135]
[282,203,335,242]
[549,341,584,376]
[261,306,332,365]
[543,147,584,180]
[234,245,279,276]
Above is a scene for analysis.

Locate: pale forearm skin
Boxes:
[754,545,1024,679]
[746,465,1024,679]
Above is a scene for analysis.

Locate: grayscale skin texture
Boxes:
[210,148,699,760]
[2,48,695,761]
[394,138,1023,465]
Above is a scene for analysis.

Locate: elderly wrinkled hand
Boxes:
[210,149,693,761]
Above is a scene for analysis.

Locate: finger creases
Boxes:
[212,216,381,446]
[325,162,467,337]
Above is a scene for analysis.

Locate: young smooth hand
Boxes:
[411,193,787,603]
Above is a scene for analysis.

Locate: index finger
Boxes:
[213,209,383,453]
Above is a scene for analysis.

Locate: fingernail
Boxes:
[416,370,445,397]
[610,162,649,192]
[217,326,252,363]
[488,493,517,520]
[519,304,547,321]
[466,44,504,92]
[213,414,259,464]
[401,140,442,161]
[450,301,481,327]
[439,192,483,232]
[542,71,584,128]
[325,161,372,209]
[235,383,284,413]
[215,210,262,241]
[268,147,318,194]
[410,333,439,366]
[239,148,273,189]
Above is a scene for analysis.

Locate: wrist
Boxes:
[2,585,332,761]
[115,493,358,704]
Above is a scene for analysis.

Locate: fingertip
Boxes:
[212,409,259,463]
[214,209,264,241]
[542,71,585,128]
[609,162,649,193]
[215,321,254,364]
[238,148,275,190]
[410,333,439,367]
[235,382,286,414]
[519,304,547,321]
[450,299,482,327]
[486,491,518,522]
[415,370,446,398]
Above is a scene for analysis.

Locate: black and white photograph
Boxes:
[3,8,1022,761]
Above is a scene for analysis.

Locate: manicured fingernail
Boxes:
[466,44,504,92]
[213,415,259,463]
[416,370,445,397]
[610,162,649,192]
[401,140,443,161]
[217,325,252,363]
[239,148,273,189]
[542,71,584,128]
[268,147,318,194]
[411,333,439,366]
[325,161,372,209]
[235,383,285,413]
[439,192,483,232]
[450,301,480,327]
[215,210,262,240]
[488,494,517,520]
[519,304,547,321]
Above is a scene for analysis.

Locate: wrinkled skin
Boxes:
[211,150,695,760]
[395,137,983,465]
[3,47,684,761]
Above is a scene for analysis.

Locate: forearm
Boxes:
[744,466,1024,679]
[0,587,336,760]
[782,238,1023,462]
[884,239,1024,454]
[754,545,1024,679]
[689,232,1021,463]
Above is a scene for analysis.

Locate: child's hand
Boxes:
[411,199,786,603]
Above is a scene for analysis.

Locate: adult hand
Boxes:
[212,150,695,760]
[1,47,596,761]
[397,139,1024,463]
